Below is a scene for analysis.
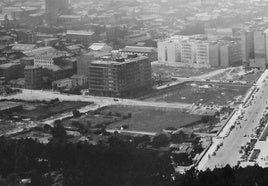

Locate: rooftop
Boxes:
[121,46,157,53]
[59,15,81,19]
[89,43,108,51]
[12,44,36,51]
[91,56,148,66]
[67,30,95,36]
[24,65,42,70]
[23,47,57,57]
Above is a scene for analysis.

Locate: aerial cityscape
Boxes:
[1,0,268,185]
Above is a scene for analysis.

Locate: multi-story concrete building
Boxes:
[157,36,185,63]
[88,55,152,97]
[57,15,81,27]
[241,30,255,64]
[0,63,24,81]
[158,35,220,68]
[120,46,157,62]
[34,54,65,68]
[240,27,268,69]
[15,29,37,44]
[219,41,242,67]
[250,30,267,69]
[208,42,220,67]
[24,66,43,89]
[76,53,95,77]
[66,30,97,46]
[181,39,195,65]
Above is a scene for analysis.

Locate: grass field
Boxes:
[19,101,90,120]
[145,83,250,106]
[98,105,202,132]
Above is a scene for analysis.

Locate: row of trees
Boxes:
[0,135,268,185]
[0,136,174,186]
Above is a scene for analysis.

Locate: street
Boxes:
[198,70,268,170]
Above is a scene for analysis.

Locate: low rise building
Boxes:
[0,63,24,81]
[89,43,112,52]
[12,44,36,52]
[120,46,157,62]
[66,30,97,45]
[52,78,73,90]
[71,74,88,87]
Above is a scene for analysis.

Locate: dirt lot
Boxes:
[209,67,262,84]
[145,83,250,106]
[152,63,217,77]
[97,105,203,132]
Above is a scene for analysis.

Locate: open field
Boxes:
[152,63,217,77]
[144,83,250,106]
[209,67,262,84]
[152,64,262,84]
[63,112,122,129]
[97,105,203,132]
[0,101,90,120]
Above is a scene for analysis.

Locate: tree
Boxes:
[152,133,171,147]
[72,110,81,118]
[52,122,67,140]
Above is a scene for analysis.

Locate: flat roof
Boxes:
[66,30,95,36]
[12,44,36,51]
[122,46,157,53]
[90,56,148,66]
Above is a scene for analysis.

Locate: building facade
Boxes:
[24,66,43,89]
[250,30,267,69]
[158,35,221,68]
[120,46,157,62]
[241,30,255,64]
[0,63,24,81]
[88,55,152,97]
[66,30,97,45]
[219,41,242,67]
[77,53,95,77]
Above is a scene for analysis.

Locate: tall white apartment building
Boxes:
[157,36,186,63]
[158,35,220,68]
[195,41,210,66]
[180,39,195,64]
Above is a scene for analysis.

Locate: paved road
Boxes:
[156,68,232,90]
[1,89,196,110]
[106,129,157,136]
[199,70,268,170]
[42,104,109,126]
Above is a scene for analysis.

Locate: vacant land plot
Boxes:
[18,101,90,120]
[145,83,250,106]
[152,64,217,77]
[98,105,202,132]
[209,67,262,84]
[64,113,122,129]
